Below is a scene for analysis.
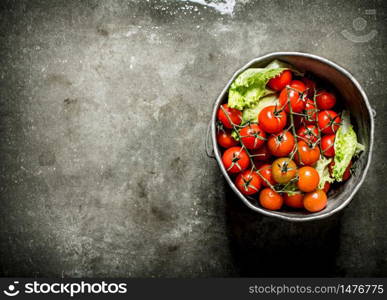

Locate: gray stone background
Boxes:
[0,0,386,277]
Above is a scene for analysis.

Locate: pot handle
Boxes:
[371,107,376,118]
[205,120,215,158]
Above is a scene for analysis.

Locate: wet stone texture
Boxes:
[0,0,386,277]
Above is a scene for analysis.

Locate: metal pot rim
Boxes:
[211,52,374,222]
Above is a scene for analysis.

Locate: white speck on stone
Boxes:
[130,56,135,69]
[182,0,236,16]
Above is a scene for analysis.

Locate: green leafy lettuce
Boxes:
[228,60,302,110]
[332,110,365,181]
[241,94,279,123]
[315,156,335,189]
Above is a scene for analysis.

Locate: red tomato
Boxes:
[284,192,304,208]
[239,124,266,150]
[279,87,305,113]
[304,98,318,125]
[321,134,335,157]
[323,182,330,193]
[297,166,320,192]
[217,130,238,148]
[289,80,307,93]
[303,190,327,212]
[222,147,250,173]
[258,105,287,134]
[318,110,341,135]
[316,91,336,110]
[267,70,292,91]
[259,188,283,210]
[257,164,276,187]
[267,130,295,157]
[297,125,319,144]
[217,104,242,129]
[295,141,320,166]
[252,144,271,163]
[235,170,262,195]
[301,77,316,98]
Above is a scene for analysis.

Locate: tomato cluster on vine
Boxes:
[216,71,351,213]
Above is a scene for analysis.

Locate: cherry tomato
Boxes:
[289,80,307,93]
[258,105,287,134]
[294,141,320,166]
[239,124,266,150]
[217,130,238,148]
[279,87,305,113]
[297,166,320,192]
[272,158,297,184]
[323,182,331,193]
[267,70,292,91]
[259,188,283,210]
[252,144,271,163]
[318,110,341,135]
[284,192,304,209]
[303,190,327,212]
[217,104,242,129]
[222,146,250,173]
[321,134,335,157]
[316,91,336,110]
[267,130,295,157]
[297,125,319,144]
[257,164,276,187]
[304,98,318,125]
[235,170,262,195]
[301,77,316,99]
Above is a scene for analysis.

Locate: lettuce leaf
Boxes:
[242,94,279,123]
[332,111,364,181]
[228,60,301,110]
[315,156,335,189]
[228,68,283,110]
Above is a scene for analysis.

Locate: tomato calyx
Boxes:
[275,131,292,149]
[241,174,259,192]
[297,125,319,145]
[276,160,295,174]
[227,151,242,172]
[319,111,342,133]
[272,104,286,118]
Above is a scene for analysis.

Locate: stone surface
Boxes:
[0,0,386,277]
